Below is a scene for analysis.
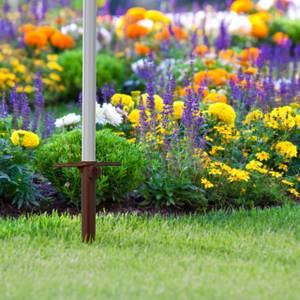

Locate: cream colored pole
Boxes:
[82,0,97,162]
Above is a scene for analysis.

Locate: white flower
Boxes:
[55,113,81,128]
[131,59,147,74]
[96,103,123,126]
[96,27,113,52]
[61,23,82,39]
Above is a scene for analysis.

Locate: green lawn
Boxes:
[0,205,300,300]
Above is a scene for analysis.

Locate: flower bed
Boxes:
[0,1,299,212]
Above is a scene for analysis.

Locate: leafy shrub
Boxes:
[36,129,146,206]
[141,148,208,210]
[58,50,128,101]
[0,138,42,208]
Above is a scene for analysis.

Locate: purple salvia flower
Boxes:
[10,88,19,129]
[215,20,231,51]
[137,95,148,143]
[78,91,82,112]
[43,112,55,138]
[20,93,31,130]
[32,73,44,132]
[3,1,10,13]
[0,93,8,118]
[144,53,157,134]
[162,71,176,147]
[102,82,115,103]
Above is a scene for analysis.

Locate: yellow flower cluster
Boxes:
[0,45,64,93]
[212,125,240,143]
[0,68,16,90]
[246,160,268,174]
[264,106,297,130]
[275,141,298,159]
[208,161,250,183]
[11,130,40,149]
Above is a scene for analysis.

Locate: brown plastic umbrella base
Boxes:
[56,161,121,242]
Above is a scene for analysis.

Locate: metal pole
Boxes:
[83,0,97,162]
[82,0,97,242]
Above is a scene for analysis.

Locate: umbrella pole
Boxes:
[56,1,120,243]
[81,0,97,242]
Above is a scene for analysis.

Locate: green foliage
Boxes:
[36,129,146,206]
[58,50,128,101]
[270,17,300,44]
[0,138,42,208]
[141,148,207,209]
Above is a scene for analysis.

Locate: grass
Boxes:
[0,205,300,300]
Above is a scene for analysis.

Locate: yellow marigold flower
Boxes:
[209,168,222,176]
[282,179,294,187]
[145,10,169,23]
[288,188,300,198]
[295,115,300,128]
[209,146,225,156]
[111,93,134,108]
[49,73,61,82]
[203,92,227,104]
[255,151,270,161]
[275,141,297,159]
[228,169,250,182]
[128,109,140,125]
[11,130,40,149]
[269,171,282,178]
[128,138,136,143]
[201,178,214,189]
[246,160,267,174]
[173,101,184,120]
[15,64,26,74]
[47,54,58,61]
[278,163,288,172]
[47,61,63,72]
[244,109,263,125]
[208,103,236,125]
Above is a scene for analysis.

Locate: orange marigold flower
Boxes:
[38,26,56,38]
[272,32,289,45]
[20,23,36,33]
[231,0,254,13]
[155,26,187,41]
[50,31,75,50]
[194,69,228,86]
[249,16,269,39]
[194,45,208,57]
[125,23,149,39]
[134,43,150,56]
[24,30,48,49]
[240,47,260,63]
